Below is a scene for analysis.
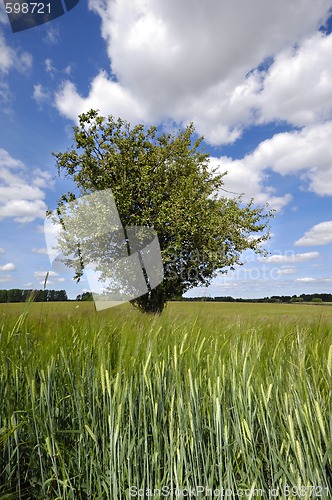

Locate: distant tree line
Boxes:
[0,289,68,303]
[76,292,94,301]
[1,289,330,304]
[182,293,332,303]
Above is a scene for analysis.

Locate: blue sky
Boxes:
[1,0,332,300]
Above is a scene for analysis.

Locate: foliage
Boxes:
[291,296,304,303]
[51,110,273,313]
[0,302,331,497]
[76,291,94,301]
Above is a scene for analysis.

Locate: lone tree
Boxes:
[51,109,273,313]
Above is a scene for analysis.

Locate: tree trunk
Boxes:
[131,287,167,314]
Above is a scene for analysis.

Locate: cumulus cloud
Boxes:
[54,0,332,143]
[34,270,58,279]
[295,221,332,246]
[19,53,33,73]
[0,274,11,283]
[0,31,32,109]
[38,278,66,285]
[276,267,297,276]
[33,84,50,105]
[256,32,332,126]
[56,73,144,124]
[296,276,332,282]
[260,251,320,263]
[44,26,60,45]
[45,58,56,75]
[0,3,8,24]
[174,31,332,141]
[0,33,15,73]
[0,263,15,271]
[210,155,292,211]
[34,270,66,284]
[32,247,49,255]
[0,80,11,108]
[0,32,32,74]
[211,121,332,208]
[0,148,52,222]
[0,200,48,223]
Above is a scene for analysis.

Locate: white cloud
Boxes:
[0,263,15,271]
[296,277,316,282]
[0,33,32,74]
[0,80,11,108]
[32,248,49,255]
[19,53,33,73]
[33,84,50,105]
[248,123,332,178]
[32,168,54,188]
[277,267,297,276]
[0,274,12,283]
[0,149,51,222]
[211,121,332,208]
[260,251,320,263]
[38,277,66,285]
[44,26,60,45]
[0,148,23,169]
[0,199,47,223]
[0,247,5,255]
[0,3,8,24]
[45,58,56,75]
[0,31,32,109]
[53,0,332,143]
[44,58,74,78]
[254,33,332,126]
[55,73,145,124]
[39,280,54,285]
[210,155,293,211]
[295,221,332,246]
[36,271,65,284]
[0,184,45,201]
[34,270,58,279]
[0,33,15,73]
[296,276,332,282]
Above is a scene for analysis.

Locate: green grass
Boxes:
[0,302,331,498]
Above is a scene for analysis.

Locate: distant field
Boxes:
[1,299,332,324]
[0,301,331,498]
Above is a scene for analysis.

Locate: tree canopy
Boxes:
[50,109,273,313]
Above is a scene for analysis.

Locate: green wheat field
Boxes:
[0,301,331,499]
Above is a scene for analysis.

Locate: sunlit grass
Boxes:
[0,302,331,498]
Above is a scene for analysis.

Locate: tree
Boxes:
[57,290,68,302]
[50,109,273,313]
[291,296,304,303]
[0,290,8,303]
[7,289,22,303]
[76,292,93,301]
